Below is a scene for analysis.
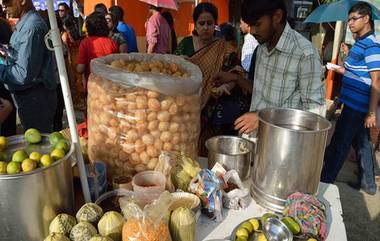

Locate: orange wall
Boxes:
[84,0,113,15]
[84,0,229,38]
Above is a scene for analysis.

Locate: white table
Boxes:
[195,159,347,241]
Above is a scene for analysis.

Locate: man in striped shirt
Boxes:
[321,2,379,195]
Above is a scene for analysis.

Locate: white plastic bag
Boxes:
[87,54,202,177]
[222,170,250,210]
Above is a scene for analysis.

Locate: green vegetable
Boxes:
[171,153,201,191]
[169,207,196,241]
[44,233,70,241]
[97,211,124,241]
[49,213,77,235]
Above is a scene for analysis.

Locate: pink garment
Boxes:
[146,12,171,54]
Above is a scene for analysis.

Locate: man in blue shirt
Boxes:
[109,6,138,53]
[1,0,57,132]
[321,2,380,195]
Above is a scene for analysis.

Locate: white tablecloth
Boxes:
[195,159,347,241]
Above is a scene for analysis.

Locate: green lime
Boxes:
[12,150,28,163]
[48,132,64,146]
[50,148,65,161]
[260,213,278,226]
[54,139,69,153]
[7,161,21,174]
[257,233,268,241]
[0,151,7,162]
[29,151,42,162]
[235,237,248,241]
[281,217,301,234]
[240,221,254,234]
[40,154,54,167]
[21,158,37,172]
[0,136,7,151]
[235,228,249,240]
[0,161,7,174]
[248,218,260,231]
[24,128,42,144]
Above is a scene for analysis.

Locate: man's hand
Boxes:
[365,113,376,128]
[234,112,259,134]
[213,71,238,84]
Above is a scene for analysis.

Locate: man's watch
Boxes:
[367,111,376,117]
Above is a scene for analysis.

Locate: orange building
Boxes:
[84,0,230,52]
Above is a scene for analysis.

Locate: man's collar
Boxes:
[15,9,35,31]
[264,22,292,54]
[357,30,374,40]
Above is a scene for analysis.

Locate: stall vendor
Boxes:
[214,0,326,134]
[0,0,57,132]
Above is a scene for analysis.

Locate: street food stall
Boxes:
[0,50,348,241]
[0,1,348,240]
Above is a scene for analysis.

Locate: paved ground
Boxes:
[334,158,380,241]
[326,117,380,241]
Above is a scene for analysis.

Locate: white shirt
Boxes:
[241,33,258,72]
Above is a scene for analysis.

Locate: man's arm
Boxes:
[364,44,380,128]
[0,29,45,89]
[298,50,326,116]
[365,71,380,128]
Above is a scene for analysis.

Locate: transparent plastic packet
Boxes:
[87,53,202,178]
[119,191,173,241]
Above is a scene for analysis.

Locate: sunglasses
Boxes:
[348,15,365,23]
[58,9,66,12]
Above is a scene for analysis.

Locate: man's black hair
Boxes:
[94,3,107,15]
[86,12,109,37]
[349,1,374,29]
[109,5,124,23]
[241,0,287,25]
[220,22,236,42]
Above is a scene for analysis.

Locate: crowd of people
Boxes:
[0,0,378,194]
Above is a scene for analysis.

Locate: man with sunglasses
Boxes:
[0,0,57,132]
[214,0,325,133]
[321,2,379,195]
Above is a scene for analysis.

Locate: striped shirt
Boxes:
[340,31,380,113]
[250,23,326,116]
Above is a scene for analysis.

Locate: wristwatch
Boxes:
[367,111,376,117]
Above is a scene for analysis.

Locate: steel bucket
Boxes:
[0,134,75,241]
[251,108,331,212]
[206,136,255,180]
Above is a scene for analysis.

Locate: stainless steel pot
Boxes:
[0,135,75,241]
[206,136,255,180]
[251,108,331,212]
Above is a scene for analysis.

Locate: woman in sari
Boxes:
[175,2,251,156]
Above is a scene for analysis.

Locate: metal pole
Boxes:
[45,0,91,203]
